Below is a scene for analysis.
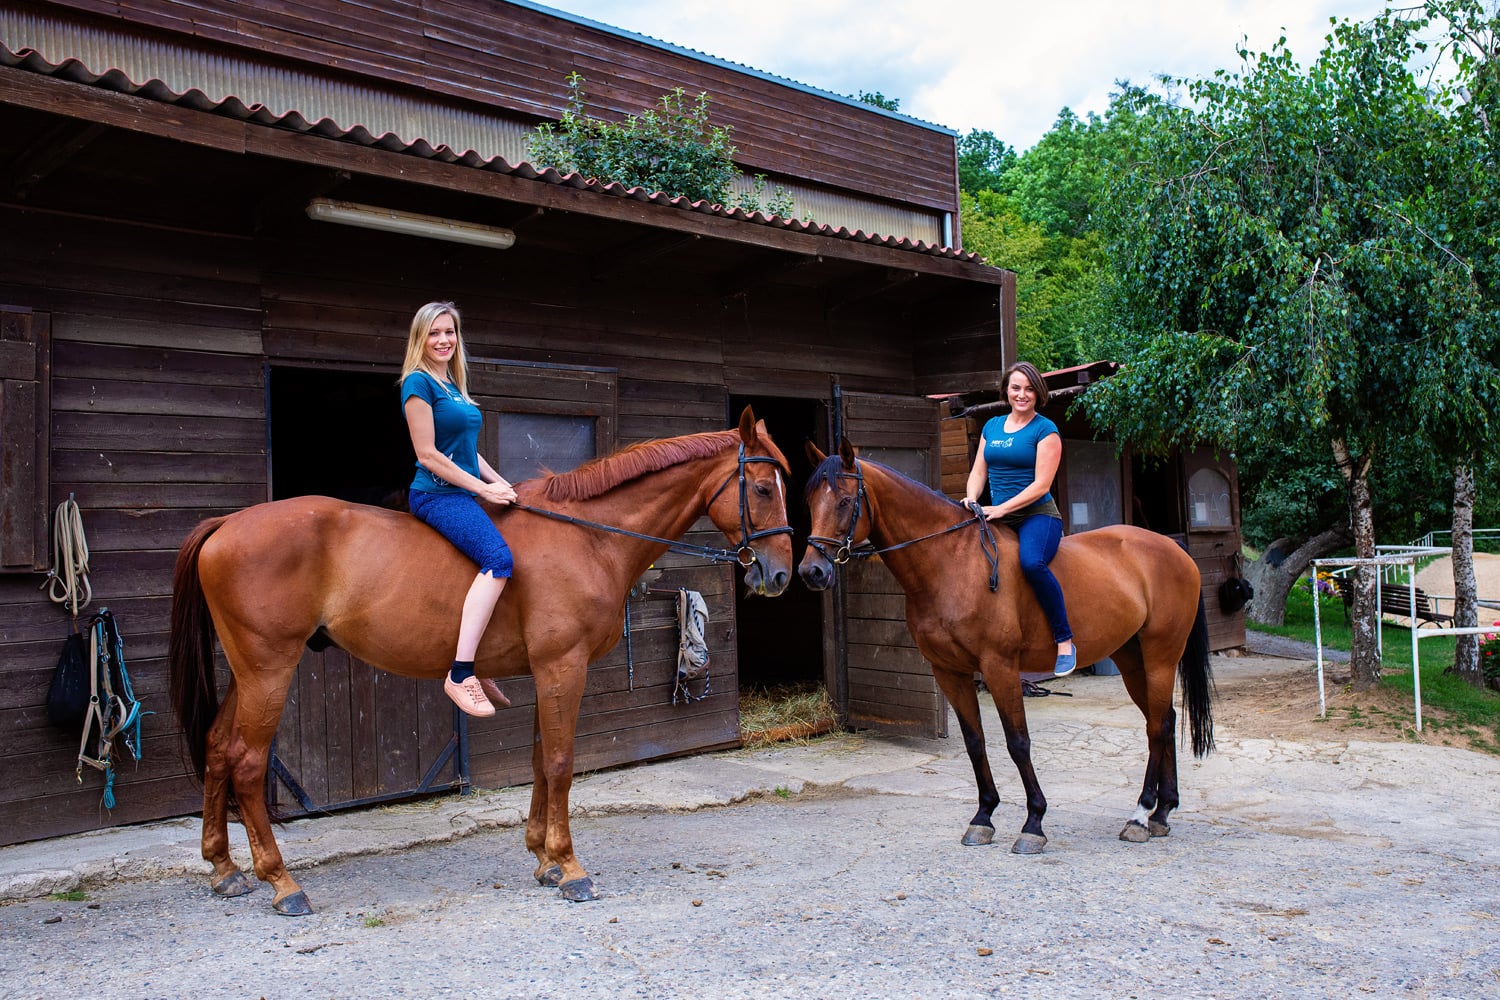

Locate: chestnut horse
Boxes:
[169,409,792,914]
[798,439,1213,854]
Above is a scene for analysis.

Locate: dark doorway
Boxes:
[729,394,825,691]
[1131,452,1184,536]
[269,366,412,506]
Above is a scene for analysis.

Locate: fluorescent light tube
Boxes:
[306,198,515,249]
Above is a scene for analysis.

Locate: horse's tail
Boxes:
[1178,595,1216,758]
[169,516,229,781]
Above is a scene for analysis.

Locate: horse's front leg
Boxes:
[528,659,597,901]
[982,664,1049,855]
[526,708,561,887]
[931,668,1002,846]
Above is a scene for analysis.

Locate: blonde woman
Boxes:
[400,301,516,716]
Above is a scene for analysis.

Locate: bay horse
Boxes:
[169,408,793,914]
[798,439,1213,854]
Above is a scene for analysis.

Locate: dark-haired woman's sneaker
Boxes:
[1053,645,1077,677]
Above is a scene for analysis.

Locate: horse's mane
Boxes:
[543,429,740,503]
[806,454,961,509]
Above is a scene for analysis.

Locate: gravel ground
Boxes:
[5,705,1498,998]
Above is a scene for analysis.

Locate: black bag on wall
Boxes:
[1218,552,1254,614]
[46,632,90,731]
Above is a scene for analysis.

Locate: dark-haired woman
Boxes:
[963,361,1077,676]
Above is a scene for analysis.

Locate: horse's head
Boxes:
[705,406,794,597]
[798,437,867,592]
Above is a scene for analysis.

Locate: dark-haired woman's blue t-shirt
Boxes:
[401,371,483,495]
[982,414,1062,522]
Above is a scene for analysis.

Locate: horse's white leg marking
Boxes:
[1130,803,1151,827]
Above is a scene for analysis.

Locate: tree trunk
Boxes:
[1333,437,1381,690]
[1451,462,1482,686]
[1245,525,1353,627]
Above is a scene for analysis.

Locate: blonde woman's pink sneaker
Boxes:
[445,675,495,717]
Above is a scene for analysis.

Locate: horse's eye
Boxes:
[754,483,771,498]
[837,496,852,509]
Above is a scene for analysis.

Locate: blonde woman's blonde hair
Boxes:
[399,301,472,401]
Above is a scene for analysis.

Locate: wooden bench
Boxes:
[1331,578,1455,627]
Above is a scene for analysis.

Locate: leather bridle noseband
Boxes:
[704,443,795,567]
[805,458,1001,591]
[515,443,792,568]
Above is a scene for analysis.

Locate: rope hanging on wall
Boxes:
[42,494,91,624]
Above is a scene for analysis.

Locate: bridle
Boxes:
[514,443,792,568]
[704,443,795,567]
[805,458,1001,591]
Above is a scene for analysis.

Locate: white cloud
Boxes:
[534,0,1391,150]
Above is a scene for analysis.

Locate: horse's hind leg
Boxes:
[931,668,1002,846]
[215,630,311,914]
[1114,643,1177,842]
[201,683,255,898]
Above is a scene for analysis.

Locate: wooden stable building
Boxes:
[0,0,1015,844]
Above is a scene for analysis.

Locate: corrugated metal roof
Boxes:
[508,0,958,137]
[0,5,979,263]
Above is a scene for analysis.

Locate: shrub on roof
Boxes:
[529,73,793,217]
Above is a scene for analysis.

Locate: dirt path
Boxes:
[1209,640,1497,753]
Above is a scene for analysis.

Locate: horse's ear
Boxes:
[839,436,857,468]
[805,440,827,465]
[737,405,758,445]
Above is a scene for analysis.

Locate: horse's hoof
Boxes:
[1148,819,1171,838]
[961,824,996,847]
[1010,832,1047,855]
[559,877,599,902]
[535,864,564,888]
[272,890,314,916]
[1119,821,1151,843]
[211,870,256,898]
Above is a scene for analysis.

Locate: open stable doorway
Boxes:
[728,394,827,698]
[269,365,412,507]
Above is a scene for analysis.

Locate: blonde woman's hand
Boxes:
[478,481,517,506]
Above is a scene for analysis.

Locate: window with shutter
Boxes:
[0,306,50,572]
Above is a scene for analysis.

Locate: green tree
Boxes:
[961,191,1105,371]
[857,90,901,111]
[1086,5,1500,690]
[999,100,1145,239]
[956,129,1015,196]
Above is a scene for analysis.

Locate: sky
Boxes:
[533,0,1394,151]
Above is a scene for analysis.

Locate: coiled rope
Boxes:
[42,494,91,621]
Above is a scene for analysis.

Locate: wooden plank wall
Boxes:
[41,0,959,214]
[0,204,263,843]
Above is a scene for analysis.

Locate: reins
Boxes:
[511,445,792,569]
[806,460,1001,592]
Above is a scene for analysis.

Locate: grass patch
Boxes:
[1252,585,1500,749]
[739,683,837,749]
[48,890,86,902]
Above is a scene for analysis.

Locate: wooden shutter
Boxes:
[0,307,50,571]
[467,359,619,472]
[840,390,947,738]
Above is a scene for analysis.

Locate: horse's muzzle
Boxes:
[746,560,791,597]
[797,554,834,592]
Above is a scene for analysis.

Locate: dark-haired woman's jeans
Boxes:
[1015,513,1072,644]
